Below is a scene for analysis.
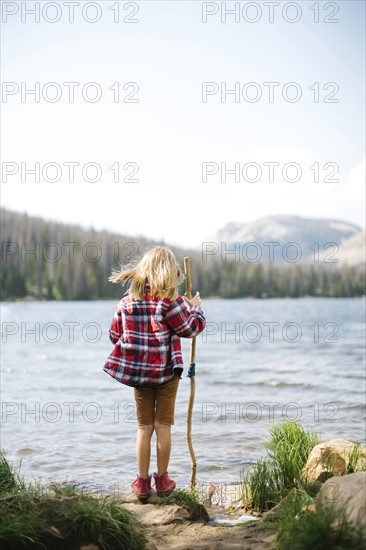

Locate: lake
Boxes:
[1,298,365,499]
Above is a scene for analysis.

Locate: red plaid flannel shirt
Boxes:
[103,283,206,387]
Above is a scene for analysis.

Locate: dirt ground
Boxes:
[143,518,276,550]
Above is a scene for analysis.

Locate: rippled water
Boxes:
[1,298,365,496]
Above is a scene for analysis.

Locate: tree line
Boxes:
[1,209,364,300]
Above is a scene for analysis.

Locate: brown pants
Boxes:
[134,374,180,426]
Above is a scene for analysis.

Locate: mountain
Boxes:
[318,229,366,267]
[207,215,363,265]
[1,208,364,300]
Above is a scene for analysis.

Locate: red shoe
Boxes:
[153,471,176,497]
[131,474,152,500]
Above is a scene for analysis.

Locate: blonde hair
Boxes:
[109,246,185,301]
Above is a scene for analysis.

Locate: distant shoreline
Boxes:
[1,295,365,303]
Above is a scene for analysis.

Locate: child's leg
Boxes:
[155,374,180,475]
[134,387,155,477]
[136,424,154,477]
[154,422,172,475]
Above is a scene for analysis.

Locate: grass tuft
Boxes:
[241,423,366,548]
[265,421,319,490]
[275,498,366,550]
[61,496,146,550]
[0,451,25,497]
[241,421,319,513]
[47,482,80,497]
[242,458,282,512]
[0,492,49,549]
[347,442,366,473]
[160,489,210,522]
[0,451,146,550]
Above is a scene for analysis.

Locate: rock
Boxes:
[301,439,366,484]
[206,483,244,509]
[317,472,366,534]
[262,534,277,544]
[123,490,163,505]
[121,503,190,526]
[144,542,158,550]
[261,489,297,523]
[46,526,62,538]
[80,545,99,550]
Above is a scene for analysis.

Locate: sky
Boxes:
[1,0,365,248]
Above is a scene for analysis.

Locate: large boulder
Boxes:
[317,472,366,534]
[301,439,366,484]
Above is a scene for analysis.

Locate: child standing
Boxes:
[103,247,206,500]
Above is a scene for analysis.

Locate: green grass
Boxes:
[241,458,283,512]
[0,451,146,550]
[160,488,210,522]
[47,483,77,496]
[0,493,47,549]
[61,496,146,550]
[240,423,366,548]
[272,485,315,535]
[241,421,319,513]
[347,442,366,473]
[266,422,319,490]
[275,498,366,550]
[1,493,147,550]
[0,451,25,496]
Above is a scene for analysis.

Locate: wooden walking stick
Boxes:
[184,256,197,490]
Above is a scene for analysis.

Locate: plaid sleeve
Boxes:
[165,296,206,338]
[109,305,123,344]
